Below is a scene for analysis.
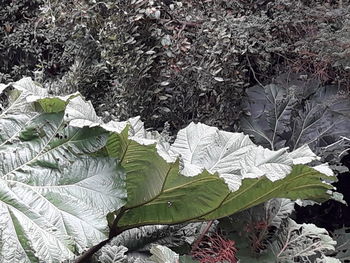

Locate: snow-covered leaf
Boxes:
[98,246,128,263]
[0,78,127,263]
[271,218,337,262]
[287,145,320,164]
[169,123,306,191]
[265,199,295,229]
[108,222,213,252]
[0,78,340,262]
[315,256,341,263]
[149,245,179,263]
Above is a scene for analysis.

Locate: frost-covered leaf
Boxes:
[149,245,179,263]
[1,78,339,262]
[115,245,182,263]
[98,245,128,263]
[315,256,341,263]
[170,122,255,190]
[287,145,320,164]
[0,78,126,263]
[265,199,295,229]
[108,226,171,251]
[65,96,101,127]
[169,123,320,191]
[108,222,213,252]
[238,146,292,181]
[271,218,337,262]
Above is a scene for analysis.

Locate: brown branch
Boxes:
[75,207,127,263]
[75,239,110,263]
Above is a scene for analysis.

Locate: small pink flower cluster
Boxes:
[191,234,238,263]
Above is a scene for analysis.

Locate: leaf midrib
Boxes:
[3,118,81,179]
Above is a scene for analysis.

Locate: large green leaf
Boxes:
[0,79,126,262]
[0,78,339,262]
[117,162,333,228]
[104,122,335,229]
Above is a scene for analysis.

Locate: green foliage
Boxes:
[220,199,340,262]
[0,0,73,83]
[0,0,43,82]
[0,78,339,262]
[1,0,349,132]
[1,1,349,262]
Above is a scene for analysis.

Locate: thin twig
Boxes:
[75,239,110,263]
[75,208,127,263]
[246,54,265,88]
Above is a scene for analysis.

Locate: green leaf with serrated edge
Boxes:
[117,164,334,228]
[101,126,175,208]
[2,78,337,262]
[55,97,335,238]
[34,96,76,113]
[0,78,127,263]
[197,165,334,221]
[107,121,334,229]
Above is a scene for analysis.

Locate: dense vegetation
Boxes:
[0,0,349,262]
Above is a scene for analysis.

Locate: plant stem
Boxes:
[75,208,127,263]
[109,207,127,238]
[75,239,110,263]
[192,220,214,251]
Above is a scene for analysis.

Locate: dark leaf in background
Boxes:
[242,74,350,172]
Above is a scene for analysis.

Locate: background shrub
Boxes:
[1,0,349,132]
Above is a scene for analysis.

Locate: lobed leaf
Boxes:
[241,78,350,171]
[0,78,340,262]
[109,122,335,228]
[0,78,126,262]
